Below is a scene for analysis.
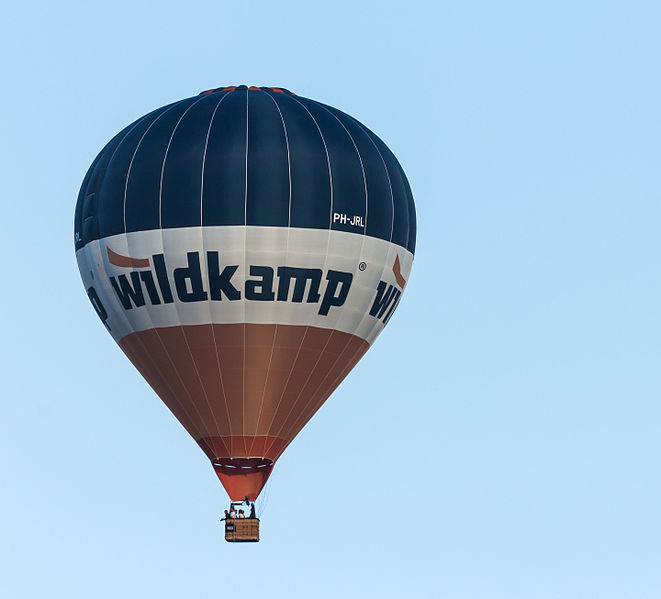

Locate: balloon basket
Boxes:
[224,518,260,543]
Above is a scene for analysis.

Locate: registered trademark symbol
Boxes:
[358,262,367,271]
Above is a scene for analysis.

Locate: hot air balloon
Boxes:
[74,86,416,536]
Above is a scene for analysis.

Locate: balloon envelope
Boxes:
[75,86,416,500]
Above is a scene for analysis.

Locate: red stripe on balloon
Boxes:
[106,246,150,268]
[392,254,407,288]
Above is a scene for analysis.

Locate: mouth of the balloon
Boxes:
[211,457,273,474]
[212,458,275,501]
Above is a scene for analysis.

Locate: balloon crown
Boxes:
[199,85,296,96]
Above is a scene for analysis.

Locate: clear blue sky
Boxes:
[2,1,660,597]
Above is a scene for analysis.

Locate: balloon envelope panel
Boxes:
[75,86,416,500]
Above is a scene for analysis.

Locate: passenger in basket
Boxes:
[249,503,256,518]
[222,510,229,520]
[238,510,246,518]
[229,507,237,518]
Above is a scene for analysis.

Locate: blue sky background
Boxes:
[1,1,660,597]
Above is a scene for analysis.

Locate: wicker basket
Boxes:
[225,518,260,543]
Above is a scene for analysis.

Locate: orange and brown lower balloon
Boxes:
[119,322,369,499]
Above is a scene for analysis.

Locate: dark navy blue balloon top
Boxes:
[74,86,416,255]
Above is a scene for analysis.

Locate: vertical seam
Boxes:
[200,92,231,226]
[242,88,249,456]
